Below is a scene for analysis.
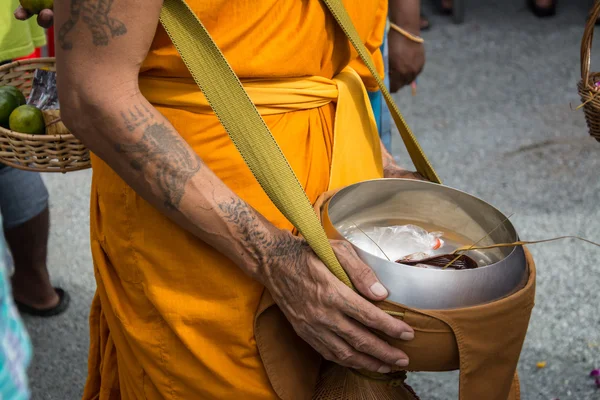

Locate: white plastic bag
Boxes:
[346,224,443,262]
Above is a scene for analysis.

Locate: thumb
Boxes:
[331,241,389,301]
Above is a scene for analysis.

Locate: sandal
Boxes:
[527,0,556,18]
[15,287,70,317]
[420,14,431,31]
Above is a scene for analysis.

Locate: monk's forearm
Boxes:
[60,89,290,280]
[389,0,421,35]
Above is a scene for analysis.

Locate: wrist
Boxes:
[389,0,422,37]
[247,227,308,285]
[389,22,423,44]
[390,23,420,37]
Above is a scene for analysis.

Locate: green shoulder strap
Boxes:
[159,0,441,289]
[321,0,441,184]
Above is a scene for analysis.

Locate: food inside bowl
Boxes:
[346,224,444,260]
[345,223,485,270]
[396,253,479,270]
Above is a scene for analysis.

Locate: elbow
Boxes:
[58,80,138,143]
[59,92,84,136]
[58,87,100,142]
[59,90,117,162]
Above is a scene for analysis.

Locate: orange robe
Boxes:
[83,1,387,398]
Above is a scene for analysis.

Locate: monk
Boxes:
[17,0,422,398]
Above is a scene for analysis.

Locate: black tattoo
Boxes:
[115,122,202,210]
[218,198,308,271]
[121,104,154,132]
[59,0,127,50]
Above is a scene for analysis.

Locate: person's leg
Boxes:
[6,208,59,310]
[367,89,383,135]
[368,19,391,151]
[380,26,393,153]
[0,163,64,312]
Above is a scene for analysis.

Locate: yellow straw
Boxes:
[452,236,600,253]
[442,213,515,269]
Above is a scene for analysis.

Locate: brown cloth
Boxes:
[254,190,535,400]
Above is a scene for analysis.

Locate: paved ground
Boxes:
[23,0,600,399]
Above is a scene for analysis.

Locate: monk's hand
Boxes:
[14,5,54,28]
[380,143,424,180]
[260,234,414,373]
[383,164,424,180]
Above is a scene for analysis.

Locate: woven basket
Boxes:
[578,0,600,142]
[0,58,91,173]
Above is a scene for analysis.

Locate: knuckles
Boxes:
[351,335,372,353]
[333,348,355,363]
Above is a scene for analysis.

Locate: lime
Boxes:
[0,86,26,106]
[9,105,46,135]
[0,92,19,128]
[19,0,53,14]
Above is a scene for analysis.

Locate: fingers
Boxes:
[330,240,414,338]
[331,240,388,302]
[389,70,415,93]
[37,9,54,28]
[14,6,53,28]
[14,6,32,21]
[336,283,414,340]
[303,326,389,372]
[301,307,410,371]
[273,244,414,374]
[331,317,410,369]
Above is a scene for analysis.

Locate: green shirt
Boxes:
[0,0,47,62]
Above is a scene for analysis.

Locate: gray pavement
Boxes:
[26,0,600,399]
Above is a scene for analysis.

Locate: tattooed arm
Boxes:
[54,0,415,372]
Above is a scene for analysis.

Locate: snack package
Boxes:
[27,69,69,135]
[26,69,60,110]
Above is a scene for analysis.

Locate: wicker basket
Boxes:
[578,0,600,142]
[0,58,90,173]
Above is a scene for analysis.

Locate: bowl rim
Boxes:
[325,178,521,273]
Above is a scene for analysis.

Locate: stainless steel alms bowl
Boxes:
[321,179,528,310]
